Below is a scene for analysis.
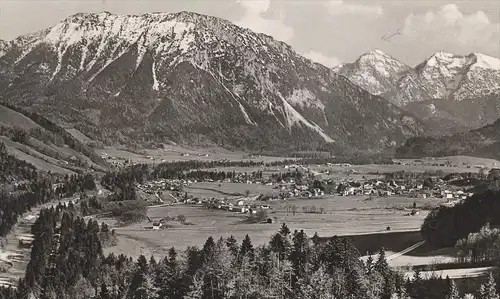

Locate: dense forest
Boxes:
[0,170,96,241]
[0,142,38,183]
[421,188,500,248]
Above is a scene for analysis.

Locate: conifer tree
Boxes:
[240,234,255,261]
[446,280,460,299]
[482,272,500,299]
[184,271,204,299]
[225,235,239,257]
[99,282,111,299]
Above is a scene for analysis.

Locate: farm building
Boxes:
[152,221,162,230]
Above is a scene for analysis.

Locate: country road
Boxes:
[359,240,426,264]
[387,241,426,261]
[359,240,496,280]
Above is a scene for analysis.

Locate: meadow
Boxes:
[108,194,447,258]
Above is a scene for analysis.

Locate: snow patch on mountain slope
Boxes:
[239,103,256,126]
[287,88,325,110]
[281,96,333,143]
[152,60,159,91]
[472,53,500,70]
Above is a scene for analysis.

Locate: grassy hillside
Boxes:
[0,102,108,173]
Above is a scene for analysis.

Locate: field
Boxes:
[95,145,293,165]
[107,194,446,258]
[184,182,280,197]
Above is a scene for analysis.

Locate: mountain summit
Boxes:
[0,11,424,152]
[337,50,500,133]
[333,49,410,96]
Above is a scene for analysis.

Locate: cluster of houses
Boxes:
[190,196,272,215]
[336,178,473,202]
[136,179,184,195]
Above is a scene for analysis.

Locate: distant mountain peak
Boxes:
[362,49,392,58]
[335,49,410,95]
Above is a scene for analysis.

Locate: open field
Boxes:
[95,145,293,165]
[184,182,280,198]
[107,195,446,258]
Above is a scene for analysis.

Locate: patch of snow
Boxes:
[472,53,500,70]
[281,96,333,143]
[239,103,256,126]
[195,62,257,126]
[79,45,88,71]
[152,60,159,91]
[287,88,324,110]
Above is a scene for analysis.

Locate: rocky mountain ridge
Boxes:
[0,11,425,153]
[336,50,500,133]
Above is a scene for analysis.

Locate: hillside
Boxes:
[0,11,425,153]
[0,103,107,173]
[336,51,500,133]
[396,118,500,160]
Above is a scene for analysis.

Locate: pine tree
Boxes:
[240,234,255,261]
[374,248,390,278]
[311,232,321,247]
[201,236,216,263]
[225,235,239,257]
[290,229,310,289]
[99,282,111,299]
[365,255,374,275]
[482,272,500,299]
[297,265,335,299]
[446,280,460,299]
[184,271,204,299]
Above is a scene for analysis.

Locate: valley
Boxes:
[0,6,498,299]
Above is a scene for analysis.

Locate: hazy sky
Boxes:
[0,0,498,66]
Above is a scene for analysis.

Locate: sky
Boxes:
[0,0,498,66]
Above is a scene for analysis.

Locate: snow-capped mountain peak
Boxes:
[335,49,410,95]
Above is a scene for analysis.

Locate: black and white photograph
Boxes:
[0,0,499,298]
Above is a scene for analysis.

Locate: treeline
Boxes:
[0,102,107,167]
[395,130,488,159]
[0,173,96,240]
[421,188,500,248]
[53,174,96,197]
[271,169,304,182]
[101,155,395,193]
[0,142,38,183]
[456,224,500,264]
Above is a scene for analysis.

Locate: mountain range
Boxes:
[335,50,500,134]
[0,11,425,153]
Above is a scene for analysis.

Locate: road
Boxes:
[359,240,496,280]
[387,241,426,261]
[404,267,494,280]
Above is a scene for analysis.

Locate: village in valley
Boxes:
[131,157,485,231]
